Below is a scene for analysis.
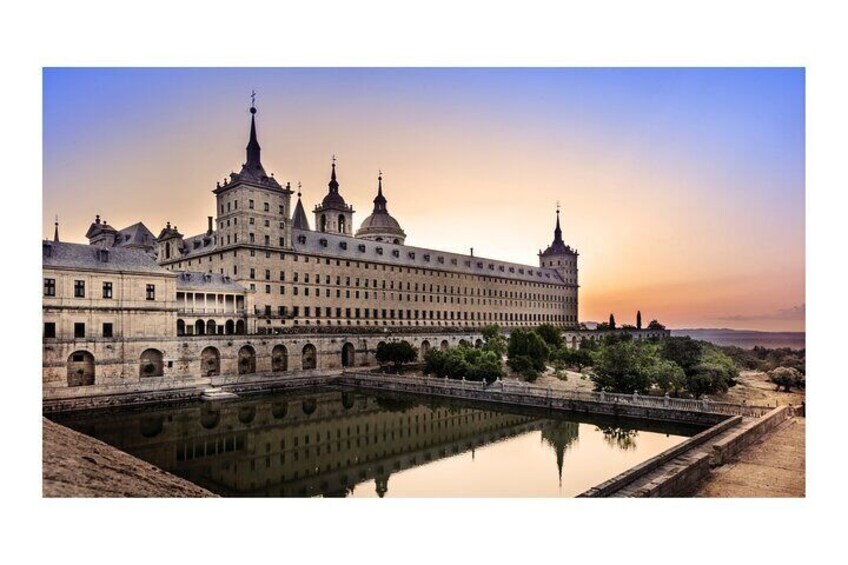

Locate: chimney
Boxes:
[470,247,474,257]
[207,216,213,234]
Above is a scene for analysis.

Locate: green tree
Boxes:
[375,340,418,372]
[636,310,642,330]
[609,313,616,329]
[536,324,563,350]
[647,319,666,330]
[684,348,738,398]
[481,324,507,358]
[507,329,550,382]
[768,366,804,392]
[661,337,703,376]
[646,358,686,396]
[589,340,651,393]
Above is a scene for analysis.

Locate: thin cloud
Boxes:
[716,304,805,322]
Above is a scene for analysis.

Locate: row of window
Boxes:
[168,250,572,290]
[44,322,112,339]
[44,279,156,300]
[221,199,284,215]
[257,305,574,323]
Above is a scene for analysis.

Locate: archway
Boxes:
[302,398,317,415]
[338,214,346,233]
[238,345,256,374]
[342,342,355,368]
[201,346,220,376]
[206,320,216,335]
[177,319,185,336]
[235,319,246,335]
[195,319,205,335]
[139,349,164,378]
[475,338,483,349]
[320,214,327,232]
[225,320,235,335]
[67,351,95,387]
[272,344,288,372]
[572,336,578,349]
[420,340,431,360]
[440,340,449,351]
[302,344,317,370]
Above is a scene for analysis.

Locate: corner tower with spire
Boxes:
[539,204,580,327]
[313,156,354,235]
[209,94,294,255]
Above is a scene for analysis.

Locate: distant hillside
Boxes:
[671,328,805,350]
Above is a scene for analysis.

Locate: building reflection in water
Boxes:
[56,389,573,497]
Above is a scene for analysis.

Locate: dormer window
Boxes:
[320,238,328,247]
[437,256,445,264]
[297,235,307,244]
[392,249,400,257]
[340,242,348,250]
[97,248,109,263]
[409,252,416,259]
[358,244,366,252]
[477,262,483,268]
[451,258,457,265]
[509,267,515,273]
[423,254,430,262]
[376,247,384,255]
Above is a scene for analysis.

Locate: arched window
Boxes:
[139,349,164,377]
[201,346,220,376]
[272,344,288,372]
[338,215,346,233]
[195,319,205,335]
[225,320,235,334]
[238,345,256,374]
[206,320,216,334]
[302,343,317,370]
[235,319,246,335]
[440,340,449,351]
[420,340,431,360]
[67,351,95,387]
[320,214,327,232]
[176,319,185,336]
[165,242,171,259]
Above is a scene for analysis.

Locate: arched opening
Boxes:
[320,214,327,232]
[475,338,483,349]
[177,319,185,336]
[201,346,220,376]
[302,343,317,370]
[302,398,317,415]
[165,242,171,259]
[440,340,449,351]
[195,319,205,335]
[238,345,256,374]
[393,238,400,244]
[139,416,164,438]
[206,320,216,335]
[139,349,164,378]
[338,214,346,233]
[459,339,470,348]
[572,336,577,349]
[67,351,95,387]
[238,406,256,424]
[341,392,355,409]
[341,342,355,368]
[235,319,246,335]
[200,406,220,429]
[271,401,288,419]
[420,340,431,360]
[225,320,235,335]
[272,344,288,372]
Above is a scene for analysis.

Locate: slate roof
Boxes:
[114,222,156,249]
[174,271,249,292]
[43,240,173,275]
[291,228,567,285]
[292,197,311,230]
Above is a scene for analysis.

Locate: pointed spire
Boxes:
[53,215,59,242]
[292,181,311,230]
[553,203,563,244]
[328,155,339,193]
[245,92,261,168]
[373,170,387,213]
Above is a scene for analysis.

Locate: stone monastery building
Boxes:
[42,102,594,397]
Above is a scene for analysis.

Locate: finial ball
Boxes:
[250,106,257,114]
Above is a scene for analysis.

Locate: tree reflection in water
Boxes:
[598,426,639,451]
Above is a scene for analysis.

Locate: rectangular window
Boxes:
[74,322,85,338]
[264,202,270,212]
[250,268,256,279]
[43,322,56,338]
[44,278,56,296]
[249,199,255,209]
[74,280,85,298]
[146,284,155,300]
[102,281,113,299]
[102,322,113,338]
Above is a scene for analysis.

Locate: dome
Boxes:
[321,191,348,209]
[359,212,402,231]
[355,173,406,244]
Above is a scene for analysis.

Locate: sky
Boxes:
[42,68,805,331]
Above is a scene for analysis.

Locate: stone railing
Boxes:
[337,371,772,418]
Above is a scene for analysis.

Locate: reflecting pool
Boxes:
[50,388,701,497]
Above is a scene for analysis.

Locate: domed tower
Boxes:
[156,222,184,261]
[313,157,354,235]
[355,172,406,244]
[539,206,579,327]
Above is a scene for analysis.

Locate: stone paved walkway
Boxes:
[694,417,805,498]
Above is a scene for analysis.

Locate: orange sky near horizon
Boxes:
[43,68,805,331]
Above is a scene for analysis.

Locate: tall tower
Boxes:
[313,157,354,235]
[538,206,579,327]
[212,99,294,251]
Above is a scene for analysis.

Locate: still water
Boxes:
[51,388,699,497]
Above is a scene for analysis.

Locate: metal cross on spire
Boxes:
[332,154,336,165]
[556,200,560,214]
[251,89,256,107]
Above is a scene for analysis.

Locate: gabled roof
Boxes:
[43,240,173,275]
[114,222,156,248]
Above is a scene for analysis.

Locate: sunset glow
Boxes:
[43,68,805,331]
